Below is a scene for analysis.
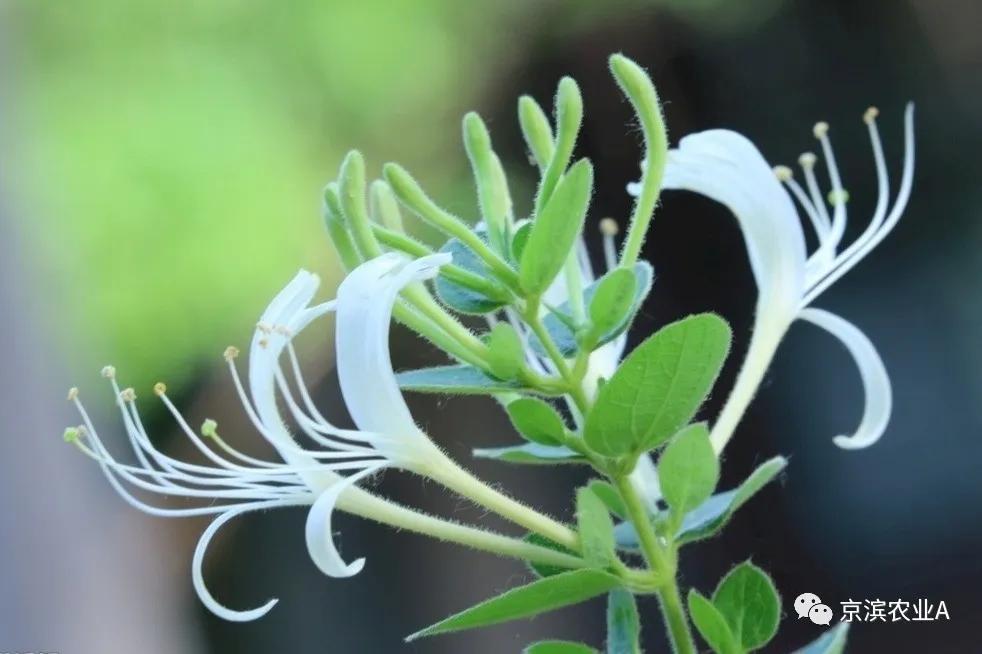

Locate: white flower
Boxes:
[66,252,452,621]
[648,105,915,452]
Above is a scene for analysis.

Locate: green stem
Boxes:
[423,454,580,551]
[616,475,696,654]
[657,581,698,654]
[340,486,583,570]
[523,301,589,413]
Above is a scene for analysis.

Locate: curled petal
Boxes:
[799,307,892,449]
[304,464,388,578]
[192,502,304,622]
[662,129,808,315]
[335,253,450,450]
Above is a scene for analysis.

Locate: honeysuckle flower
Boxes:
[63,251,482,621]
[645,104,914,453]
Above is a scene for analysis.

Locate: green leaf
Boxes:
[613,457,787,551]
[658,423,720,520]
[487,323,525,380]
[589,268,638,339]
[712,561,781,651]
[583,313,731,457]
[586,480,626,520]
[688,590,741,654]
[606,589,641,654]
[520,158,594,295]
[511,220,533,262]
[397,365,532,395]
[677,456,787,544]
[506,397,568,446]
[407,569,621,640]
[434,233,509,315]
[576,487,616,567]
[525,533,579,579]
[792,623,850,654]
[525,641,598,654]
[530,262,653,358]
[474,443,586,465]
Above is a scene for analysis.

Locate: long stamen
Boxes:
[813,121,849,248]
[600,218,619,271]
[799,151,833,236]
[775,166,828,241]
[801,104,915,307]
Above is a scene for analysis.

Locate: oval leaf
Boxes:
[435,234,509,314]
[397,364,533,395]
[606,589,641,654]
[506,397,568,446]
[589,268,638,339]
[688,590,741,654]
[520,159,594,295]
[712,561,781,651]
[584,313,731,457]
[658,423,719,519]
[576,487,616,567]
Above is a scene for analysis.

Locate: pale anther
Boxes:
[599,217,620,236]
[863,106,880,124]
[153,382,167,396]
[773,165,793,181]
[813,121,829,138]
[101,365,116,379]
[223,346,240,361]
[67,387,79,401]
[120,387,137,402]
[798,152,817,168]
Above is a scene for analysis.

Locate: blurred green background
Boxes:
[3,1,981,652]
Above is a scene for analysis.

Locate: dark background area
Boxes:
[2,1,979,652]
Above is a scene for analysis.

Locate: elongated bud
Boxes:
[323,183,362,271]
[609,53,668,268]
[535,77,584,215]
[518,95,554,171]
[340,150,383,259]
[370,180,405,233]
[463,112,513,255]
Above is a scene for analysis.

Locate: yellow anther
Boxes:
[798,152,817,168]
[599,217,620,236]
[223,346,240,361]
[773,165,793,181]
[863,106,880,124]
[67,387,79,401]
[101,365,116,379]
[153,382,167,396]
[813,121,829,139]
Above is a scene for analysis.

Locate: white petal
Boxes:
[249,271,322,432]
[192,502,303,622]
[799,307,892,449]
[335,253,449,455]
[663,130,808,315]
[628,453,662,511]
[304,464,388,578]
